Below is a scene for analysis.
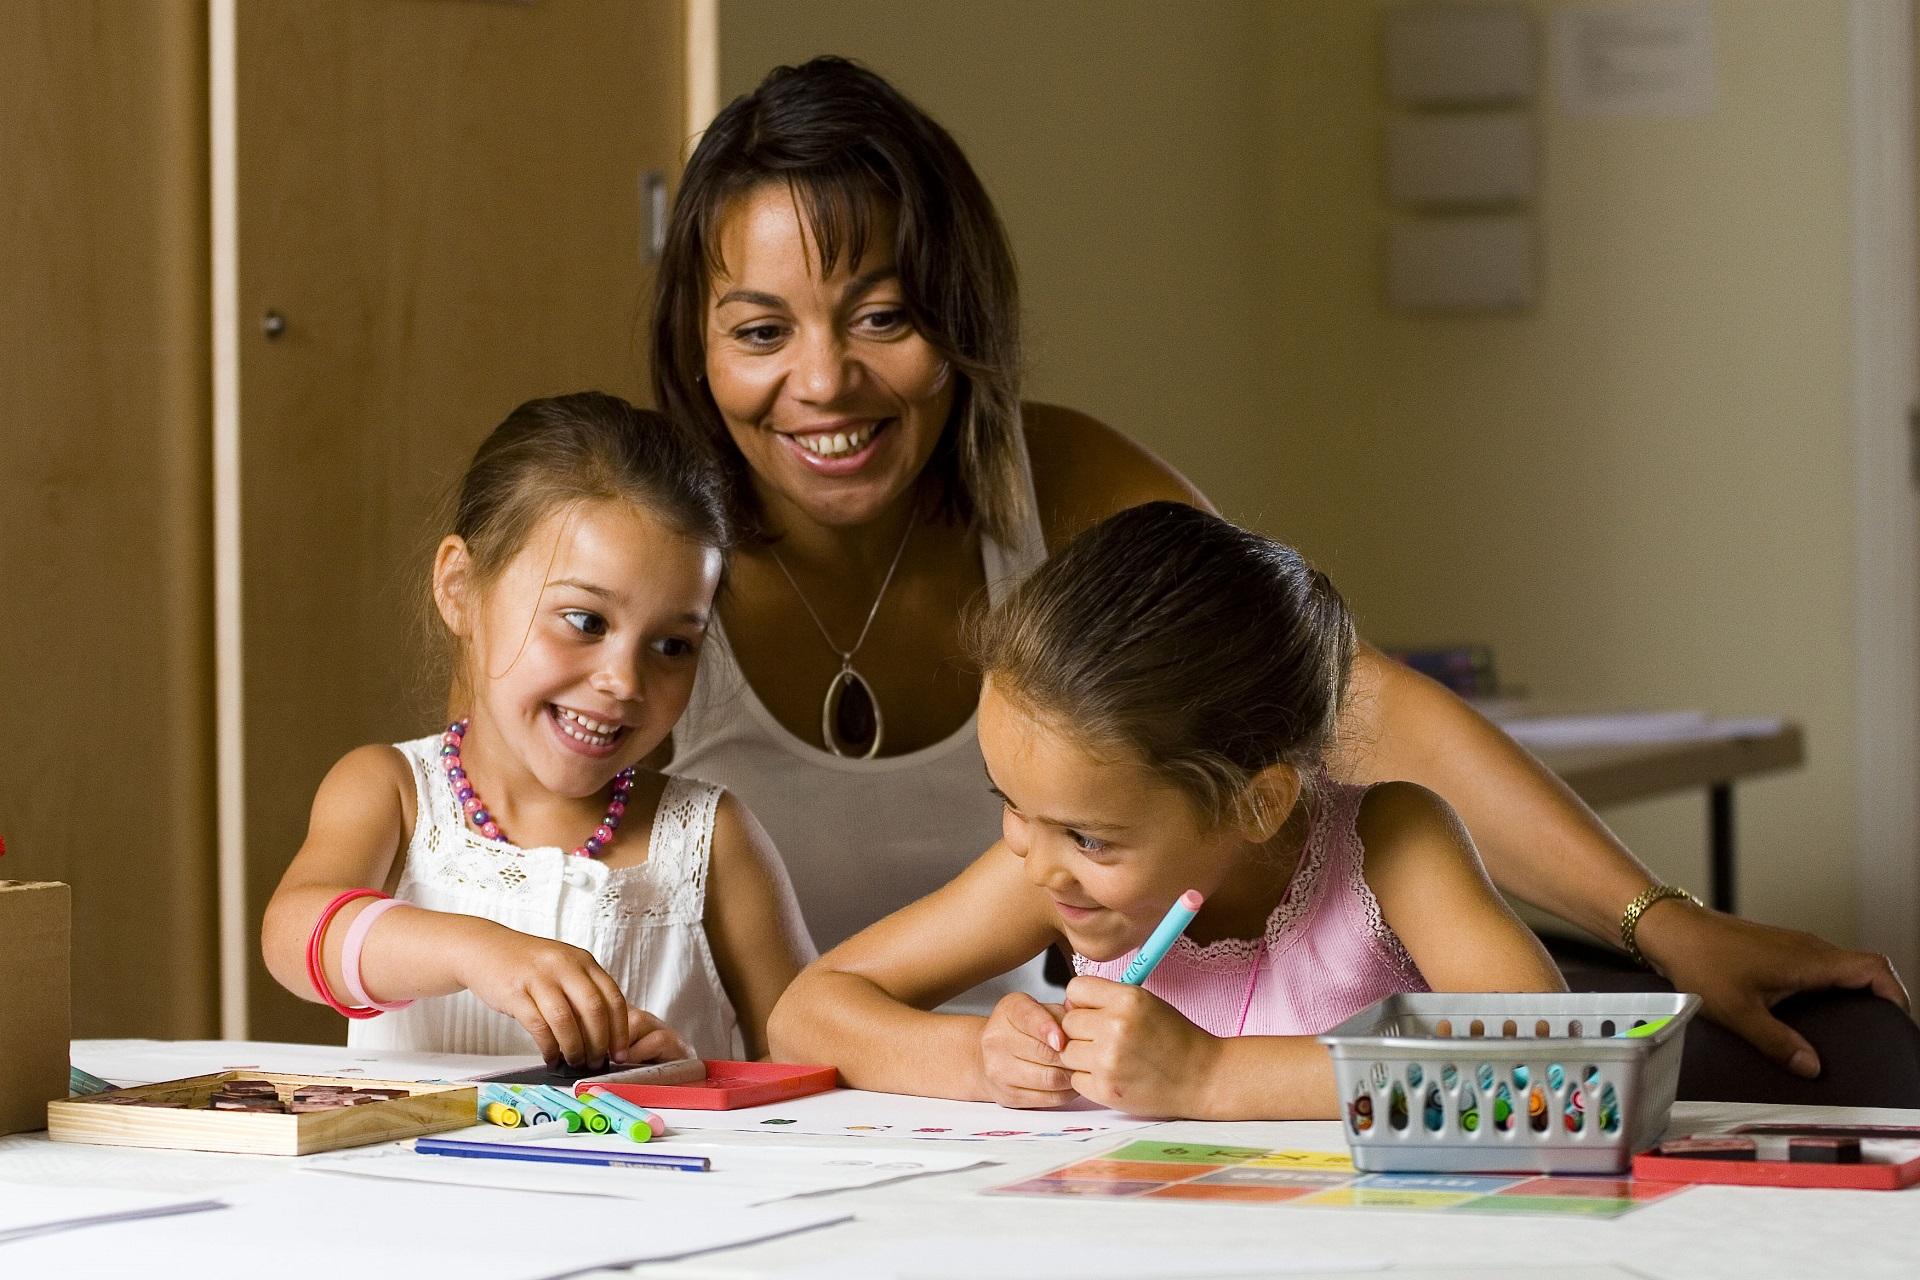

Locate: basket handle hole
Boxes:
[1567,1019,1583,1038]
[1435,1019,1452,1038]
[1600,1019,1616,1037]
[1535,1019,1551,1038]
[1500,1019,1518,1038]
[1468,1019,1485,1038]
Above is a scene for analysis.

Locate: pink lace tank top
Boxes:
[1073,779,1430,1036]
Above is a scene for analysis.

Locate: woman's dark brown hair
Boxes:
[652,56,1028,544]
[967,502,1357,828]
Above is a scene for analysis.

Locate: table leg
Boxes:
[1710,783,1735,913]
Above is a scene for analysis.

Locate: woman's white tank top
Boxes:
[669,432,1054,1011]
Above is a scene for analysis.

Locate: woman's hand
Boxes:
[1639,898,1910,1076]
[1059,976,1222,1117]
[454,924,632,1067]
[977,992,1075,1108]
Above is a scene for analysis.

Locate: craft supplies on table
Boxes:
[987,1138,1688,1217]
[1633,1122,1920,1190]
[45,1071,474,1155]
[1318,992,1699,1174]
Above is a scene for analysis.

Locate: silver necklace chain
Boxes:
[769,513,916,665]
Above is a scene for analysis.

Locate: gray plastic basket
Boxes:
[1317,992,1699,1175]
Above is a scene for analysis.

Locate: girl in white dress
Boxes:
[263,393,813,1064]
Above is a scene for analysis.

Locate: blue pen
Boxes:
[1121,889,1205,985]
[414,1138,709,1172]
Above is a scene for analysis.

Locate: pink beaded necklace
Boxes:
[438,719,635,858]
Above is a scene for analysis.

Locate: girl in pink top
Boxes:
[772,502,1564,1120]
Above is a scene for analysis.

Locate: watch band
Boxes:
[1620,884,1702,967]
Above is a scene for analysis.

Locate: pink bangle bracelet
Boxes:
[340,897,415,1012]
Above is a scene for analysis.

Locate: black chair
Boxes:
[1546,933,1920,1108]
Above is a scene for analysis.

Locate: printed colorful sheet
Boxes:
[987,1140,1688,1218]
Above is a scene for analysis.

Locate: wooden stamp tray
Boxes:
[47,1071,476,1156]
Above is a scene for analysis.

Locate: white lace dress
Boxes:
[347,734,745,1059]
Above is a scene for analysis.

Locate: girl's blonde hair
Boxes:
[427,392,732,708]
[966,502,1355,829]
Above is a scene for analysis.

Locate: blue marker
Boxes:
[1121,889,1205,985]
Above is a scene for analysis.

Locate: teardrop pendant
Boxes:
[822,663,883,760]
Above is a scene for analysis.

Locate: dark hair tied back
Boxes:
[967,502,1356,826]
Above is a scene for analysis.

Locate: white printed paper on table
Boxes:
[0,1169,847,1278]
[654,1087,1164,1142]
[0,1184,224,1244]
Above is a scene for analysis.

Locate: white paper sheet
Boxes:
[767,1235,1386,1279]
[0,1169,848,1278]
[307,1131,989,1204]
[654,1088,1164,1142]
[0,1184,224,1244]
[73,1038,528,1087]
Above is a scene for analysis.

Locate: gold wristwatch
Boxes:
[1620,884,1701,967]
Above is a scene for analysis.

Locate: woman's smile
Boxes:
[777,417,895,476]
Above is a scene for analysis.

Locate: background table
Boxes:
[1531,721,1803,914]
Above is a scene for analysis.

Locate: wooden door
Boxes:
[224,0,687,1040]
[0,0,215,1038]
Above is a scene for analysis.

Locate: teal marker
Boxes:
[523,1085,589,1134]
[1121,889,1205,985]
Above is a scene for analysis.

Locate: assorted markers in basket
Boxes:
[1348,1062,1621,1137]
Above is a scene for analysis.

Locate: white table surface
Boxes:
[5,1042,1917,1279]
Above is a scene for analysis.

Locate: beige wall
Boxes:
[720,0,1865,945]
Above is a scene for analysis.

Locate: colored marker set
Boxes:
[475,1083,665,1143]
[1350,1062,1623,1138]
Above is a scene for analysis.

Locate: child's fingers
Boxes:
[584,966,630,1069]
[995,1055,1073,1094]
[623,1023,694,1064]
[991,1082,1079,1110]
[1000,993,1067,1056]
[1063,975,1122,1010]
[529,983,591,1065]
[511,990,565,1065]
[553,969,623,1066]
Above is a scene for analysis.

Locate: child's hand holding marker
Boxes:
[1057,890,1219,1116]
[977,992,1073,1108]
[1059,976,1222,1116]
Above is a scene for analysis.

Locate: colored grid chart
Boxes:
[987,1140,1688,1218]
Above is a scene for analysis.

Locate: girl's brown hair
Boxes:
[652,56,1028,545]
[967,502,1356,828]
[428,392,732,707]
